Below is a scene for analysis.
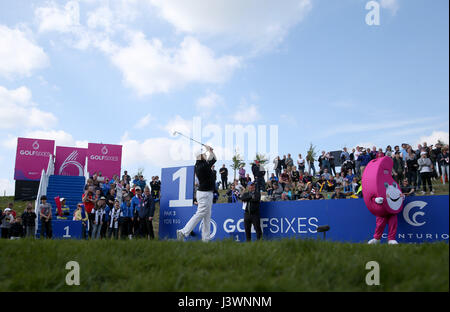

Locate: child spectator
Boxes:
[21,203,36,238]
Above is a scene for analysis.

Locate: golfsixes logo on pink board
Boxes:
[87,143,122,179]
[54,146,87,176]
[14,138,55,181]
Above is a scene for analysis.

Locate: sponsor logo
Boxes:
[102,146,108,155]
[403,201,427,227]
[59,151,84,176]
[19,150,51,157]
[32,140,39,150]
[89,155,119,161]
[198,219,217,240]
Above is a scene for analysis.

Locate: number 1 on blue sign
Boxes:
[63,226,71,238]
[169,167,193,207]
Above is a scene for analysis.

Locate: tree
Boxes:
[254,153,269,180]
[306,143,317,164]
[231,153,245,180]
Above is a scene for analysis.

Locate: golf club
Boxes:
[173,131,207,147]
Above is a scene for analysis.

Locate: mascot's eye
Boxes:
[384,182,389,188]
[393,182,398,188]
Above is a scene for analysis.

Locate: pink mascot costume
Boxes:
[362,156,405,244]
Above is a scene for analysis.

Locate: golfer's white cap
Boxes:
[194,148,204,158]
[420,151,427,155]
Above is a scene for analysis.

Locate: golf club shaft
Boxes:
[175,132,206,147]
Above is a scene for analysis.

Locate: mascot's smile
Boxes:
[385,182,404,211]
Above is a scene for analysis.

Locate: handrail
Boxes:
[34,154,53,237]
[84,156,89,183]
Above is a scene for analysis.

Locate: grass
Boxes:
[0,239,447,292]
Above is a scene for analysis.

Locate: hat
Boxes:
[135,186,142,191]
[60,197,65,202]
[4,208,11,212]
[420,151,427,155]
[247,182,254,187]
[100,196,106,200]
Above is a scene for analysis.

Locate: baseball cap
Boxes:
[100,196,106,200]
[247,182,254,187]
[60,197,65,202]
[420,151,427,155]
[4,208,11,212]
[135,186,141,191]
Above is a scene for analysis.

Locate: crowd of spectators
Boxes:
[220,142,449,203]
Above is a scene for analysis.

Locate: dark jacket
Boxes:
[240,191,261,215]
[21,211,37,226]
[139,194,156,219]
[10,222,24,237]
[195,158,217,192]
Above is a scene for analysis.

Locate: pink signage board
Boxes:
[14,138,55,181]
[54,146,87,176]
[87,143,122,179]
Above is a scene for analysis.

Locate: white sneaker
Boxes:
[368,238,380,244]
[176,230,185,241]
[388,240,399,245]
[128,234,132,240]
[430,191,434,195]
[421,191,426,195]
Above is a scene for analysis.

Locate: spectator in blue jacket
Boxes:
[120,194,133,239]
[357,149,372,176]
[131,186,143,237]
[139,186,155,239]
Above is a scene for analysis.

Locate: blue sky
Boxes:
[0,0,448,195]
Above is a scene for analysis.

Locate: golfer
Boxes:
[177,145,216,242]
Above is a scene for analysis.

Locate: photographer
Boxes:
[240,182,262,242]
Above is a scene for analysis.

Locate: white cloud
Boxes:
[380,0,400,15]
[164,115,193,136]
[110,34,240,95]
[149,0,312,52]
[196,92,224,110]
[0,86,57,129]
[233,102,262,124]
[35,0,81,33]
[0,25,49,78]
[22,130,76,147]
[134,114,153,129]
[416,131,449,146]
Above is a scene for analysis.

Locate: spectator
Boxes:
[291,166,300,183]
[297,154,306,174]
[392,152,405,183]
[91,198,104,240]
[219,164,228,190]
[120,194,133,239]
[286,154,294,170]
[82,187,96,238]
[406,150,419,187]
[401,178,415,197]
[321,168,331,181]
[122,170,131,185]
[341,181,353,197]
[385,145,393,158]
[281,186,292,201]
[315,176,326,193]
[239,165,247,187]
[310,189,324,200]
[273,156,281,178]
[140,186,156,240]
[307,154,316,176]
[5,203,16,219]
[10,217,24,239]
[21,203,36,238]
[270,181,283,201]
[326,175,336,192]
[56,198,71,220]
[354,146,362,176]
[331,186,346,199]
[357,149,371,175]
[73,203,88,240]
[150,176,161,199]
[240,182,262,242]
[376,148,384,159]
[418,151,434,194]
[1,208,14,238]
[108,200,121,239]
[106,188,116,210]
[269,173,278,183]
[226,184,240,203]
[280,169,290,189]
[39,195,52,239]
[328,153,336,176]
[280,155,287,171]
[131,186,143,237]
[439,145,449,185]
[340,148,350,163]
